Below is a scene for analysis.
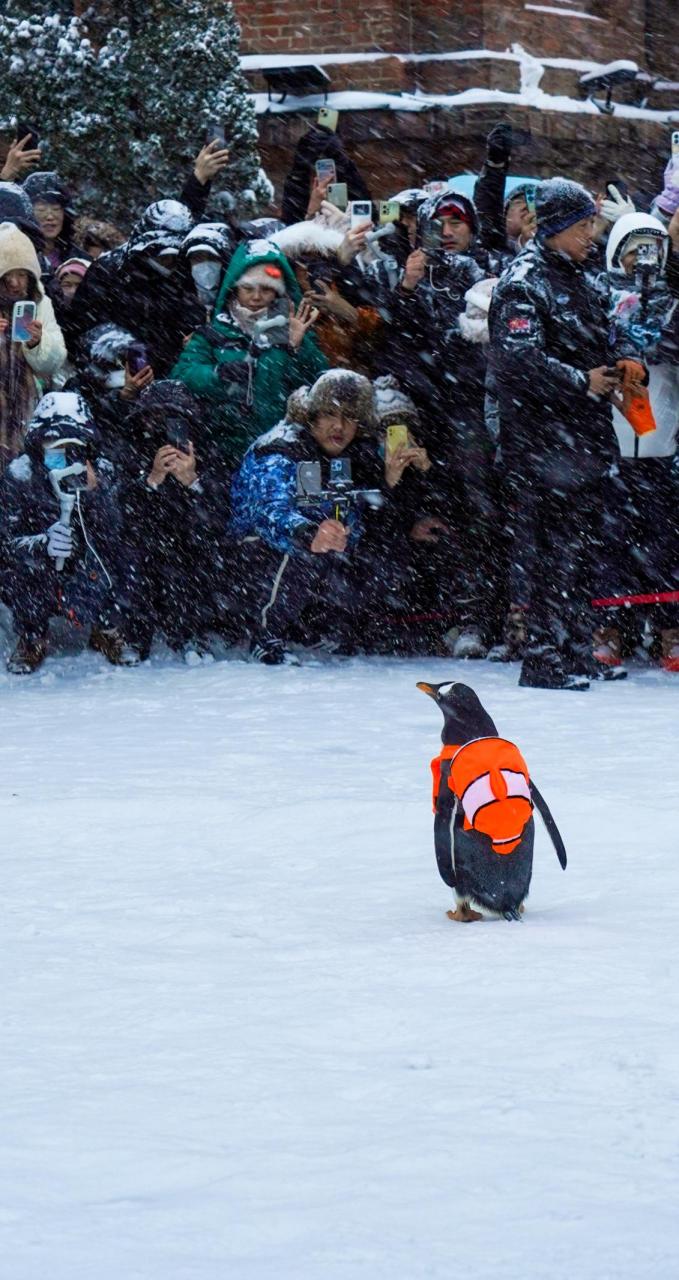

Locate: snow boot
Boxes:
[488,604,528,662]
[567,640,628,682]
[7,635,48,675]
[592,626,623,667]
[661,628,679,672]
[519,645,589,691]
[445,627,487,659]
[250,636,300,666]
[89,627,140,667]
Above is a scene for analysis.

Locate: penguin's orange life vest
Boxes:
[430,737,533,855]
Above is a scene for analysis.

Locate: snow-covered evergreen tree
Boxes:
[0,2,131,213]
[0,0,271,223]
[124,0,272,218]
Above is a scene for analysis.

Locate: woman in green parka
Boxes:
[171,242,327,466]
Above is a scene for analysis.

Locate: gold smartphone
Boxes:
[386,423,410,457]
[379,200,400,225]
[318,107,339,132]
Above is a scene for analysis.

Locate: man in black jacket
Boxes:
[488,177,640,689]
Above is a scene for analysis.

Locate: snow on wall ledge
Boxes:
[248,43,679,124]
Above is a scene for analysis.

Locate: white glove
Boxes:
[600,184,635,224]
[46,520,73,560]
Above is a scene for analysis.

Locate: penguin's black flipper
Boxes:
[434,759,456,889]
[530,781,567,869]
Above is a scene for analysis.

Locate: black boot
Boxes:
[519,645,589,691]
[249,635,299,666]
[7,634,48,675]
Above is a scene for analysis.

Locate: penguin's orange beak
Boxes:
[416,682,436,698]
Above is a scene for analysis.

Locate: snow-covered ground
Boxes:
[1,649,678,1279]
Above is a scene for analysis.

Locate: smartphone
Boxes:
[297,460,323,498]
[315,158,337,185]
[419,220,444,254]
[525,186,536,216]
[327,182,348,210]
[329,457,352,489]
[672,130,679,158]
[386,423,410,457]
[11,300,37,343]
[166,418,191,452]
[317,107,339,132]
[126,341,150,375]
[205,121,226,148]
[16,119,39,150]
[423,180,448,197]
[349,200,372,230]
[379,200,400,225]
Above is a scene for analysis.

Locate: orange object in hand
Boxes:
[615,360,656,436]
[616,358,646,385]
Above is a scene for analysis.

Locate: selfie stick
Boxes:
[49,472,77,572]
[364,223,397,245]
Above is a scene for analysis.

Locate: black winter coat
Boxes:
[66,250,195,378]
[488,240,637,488]
[380,254,490,459]
[0,453,121,584]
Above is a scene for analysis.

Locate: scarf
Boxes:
[229,299,268,339]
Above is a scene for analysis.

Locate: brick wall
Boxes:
[234,0,651,63]
[236,0,412,55]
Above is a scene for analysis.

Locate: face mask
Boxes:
[191,260,222,291]
[104,369,126,389]
[43,448,66,471]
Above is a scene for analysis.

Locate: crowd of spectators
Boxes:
[0,119,677,689]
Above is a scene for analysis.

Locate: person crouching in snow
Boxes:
[0,392,136,674]
[171,242,328,470]
[599,212,679,672]
[229,370,402,664]
[0,221,67,472]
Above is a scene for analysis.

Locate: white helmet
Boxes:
[606,211,669,272]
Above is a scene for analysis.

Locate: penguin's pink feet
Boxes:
[446,903,484,923]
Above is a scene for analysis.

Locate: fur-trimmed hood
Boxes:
[267,219,345,260]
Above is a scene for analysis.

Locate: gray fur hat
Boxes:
[289,369,377,433]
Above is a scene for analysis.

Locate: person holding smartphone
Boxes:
[116,380,233,661]
[172,241,327,468]
[229,370,399,664]
[0,221,66,472]
[281,124,372,227]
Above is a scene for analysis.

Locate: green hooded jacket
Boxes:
[171,242,328,465]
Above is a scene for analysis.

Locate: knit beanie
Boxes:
[535,178,596,241]
[237,262,287,296]
[372,375,420,429]
[56,257,89,282]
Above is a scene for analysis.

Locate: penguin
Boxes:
[417,680,567,922]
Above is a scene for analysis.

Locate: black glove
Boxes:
[216,354,255,385]
[487,123,512,167]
